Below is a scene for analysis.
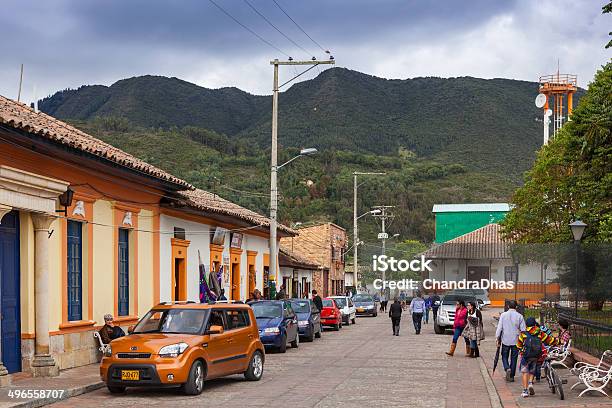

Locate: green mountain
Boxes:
[38,68,561,247]
[39,68,551,177]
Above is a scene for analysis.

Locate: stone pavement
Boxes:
[480,308,612,408]
[41,311,495,408]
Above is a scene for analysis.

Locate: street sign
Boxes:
[377,232,388,239]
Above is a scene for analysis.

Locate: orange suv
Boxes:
[100,301,265,395]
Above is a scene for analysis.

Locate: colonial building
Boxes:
[280,223,347,297]
[278,246,320,298]
[423,223,560,306]
[0,96,291,381]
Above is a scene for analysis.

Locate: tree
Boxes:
[502,62,612,309]
[604,1,612,49]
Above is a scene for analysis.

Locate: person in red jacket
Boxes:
[446,299,467,356]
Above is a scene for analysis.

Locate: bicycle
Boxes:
[542,356,565,400]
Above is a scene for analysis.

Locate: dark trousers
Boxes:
[381,301,388,312]
[501,345,519,378]
[391,317,401,335]
[432,307,439,322]
[412,313,423,333]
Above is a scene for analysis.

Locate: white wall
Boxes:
[160,214,272,302]
[427,258,559,283]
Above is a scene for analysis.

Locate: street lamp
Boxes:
[569,220,586,316]
[270,148,317,286]
[357,209,381,220]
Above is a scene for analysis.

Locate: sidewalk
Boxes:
[0,364,103,408]
[480,308,612,408]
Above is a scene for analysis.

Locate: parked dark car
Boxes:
[289,299,322,342]
[249,300,299,352]
[352,294,378,317]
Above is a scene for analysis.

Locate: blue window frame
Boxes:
[118,228,130,316]
[67,220,82,321]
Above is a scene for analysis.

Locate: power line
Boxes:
[271,0,328,53]
[242,0,313,58]
[208,0,291,58]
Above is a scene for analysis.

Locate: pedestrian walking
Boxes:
[380,292,388,312]
[389,297,402,336]
[275,284,286,300]
[312,290,323,312]
[424,294,433,324]
[495,300,526,382]
[462,301,484,357]
[409,291,426,334]
[516,317,560,398]
[431,292,441,323]
[445,299,467,356]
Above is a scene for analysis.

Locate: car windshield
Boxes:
[290,301,310,313]
[322,299,335,308]
[133,309,207,334]
[442,295,476,305]
[333,298,347,308]
[353,295,373,302]
[251,303,282,318]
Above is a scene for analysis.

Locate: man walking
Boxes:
[495,301,526,382]
[312,289,323,313]
[431,292,441,323]
[389,297,403,336]
[424,294,433,324]
[409,291,426,334]
[380,292,388,312]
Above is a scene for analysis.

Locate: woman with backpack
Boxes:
[445,299,467,356]
[516,317,560,398]
[462,301,484,357]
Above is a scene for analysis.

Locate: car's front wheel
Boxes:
[107,386,126,394]
[315,326,322,338]
[305,325,315,342]
[278,333,287,353]
[183,360,205,395]
[244,350,264,381]
[434,322,445,334]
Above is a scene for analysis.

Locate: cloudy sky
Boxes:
[1,0,609,102]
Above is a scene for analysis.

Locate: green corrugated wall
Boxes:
[434,211,507,243]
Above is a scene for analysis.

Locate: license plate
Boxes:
[121,370,140,381]
[357,308,364,312]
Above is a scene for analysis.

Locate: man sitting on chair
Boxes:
[99,314,125,344]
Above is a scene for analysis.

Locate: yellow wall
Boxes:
[92,200,114,325]
[48,215,62,332]
[138,210,154,316]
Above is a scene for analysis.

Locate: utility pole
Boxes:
[353,172,385,291]
[269,58,334,287]
[372,206,395,295]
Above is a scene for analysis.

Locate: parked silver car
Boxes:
[434,294,479,334]
[448,289,490,308]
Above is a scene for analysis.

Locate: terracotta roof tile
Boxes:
[279,246,320,270]
[177,189,295,235]
[423,223,513,259]
[0,95,191,189]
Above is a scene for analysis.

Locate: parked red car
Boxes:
[321,298,343,331]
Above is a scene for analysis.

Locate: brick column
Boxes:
[31,213,59,377]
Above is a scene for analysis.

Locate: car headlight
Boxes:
[104,345,112,357]
[365,305,374,309]
[298,321,309,326]
[159,342,189,358]
[264,327,280,334]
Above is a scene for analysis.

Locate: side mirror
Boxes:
[127,325,135,334]
[207,325,224,335]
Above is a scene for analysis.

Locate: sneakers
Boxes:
[521,390,529,398]
[528,383,535,396]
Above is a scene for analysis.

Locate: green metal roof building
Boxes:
[432,203,510,243]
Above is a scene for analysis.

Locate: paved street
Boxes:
[50,312,492,408]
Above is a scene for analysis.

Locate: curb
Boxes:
[5,381,104,408]
[478,356,504,408]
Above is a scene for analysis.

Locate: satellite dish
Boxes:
[545,109,553,116]
[535,94,547,108]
